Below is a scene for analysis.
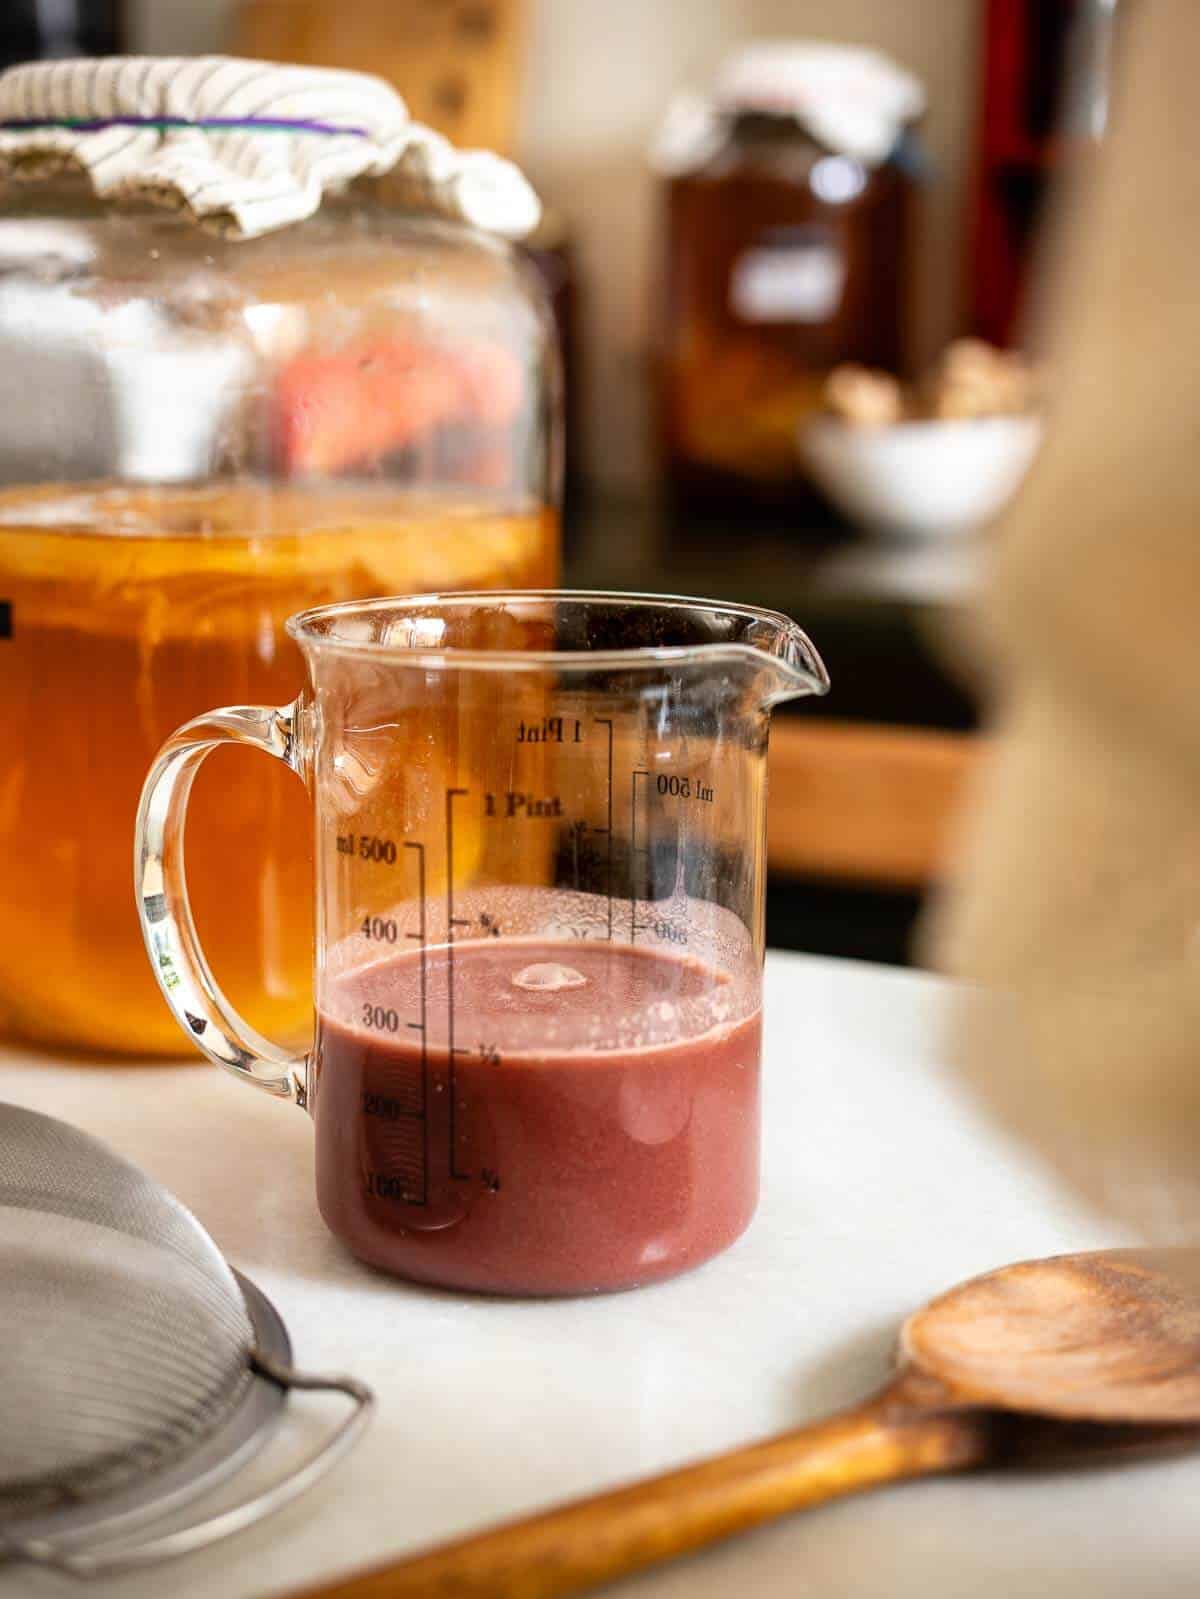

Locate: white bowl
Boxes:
[801,414,1042,540]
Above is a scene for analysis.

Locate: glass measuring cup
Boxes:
[135,593,828,1294]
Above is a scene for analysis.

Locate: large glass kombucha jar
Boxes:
[0,61,560,1055]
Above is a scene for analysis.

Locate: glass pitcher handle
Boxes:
[134,701,308,1104]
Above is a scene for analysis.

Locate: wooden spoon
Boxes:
[288,1249,1200,1599]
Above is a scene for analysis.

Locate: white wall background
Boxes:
[128,0,981,491]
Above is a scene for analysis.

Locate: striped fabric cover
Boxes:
[0,56,540,239]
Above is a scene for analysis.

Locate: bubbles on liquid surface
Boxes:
[511,962,588,993]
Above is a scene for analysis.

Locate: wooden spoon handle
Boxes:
[289,1389,989,1599]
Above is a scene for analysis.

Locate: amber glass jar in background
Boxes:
[0,76,559,1056]
[654,45,923,523]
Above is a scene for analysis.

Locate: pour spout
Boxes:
[742,613,831,708]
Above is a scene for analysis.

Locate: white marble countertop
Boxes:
[3,951,1197,1599]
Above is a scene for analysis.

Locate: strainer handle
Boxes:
[135,701,309,1102]
[8,1361,374,1578]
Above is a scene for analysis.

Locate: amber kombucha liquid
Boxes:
[0,483,558,1055]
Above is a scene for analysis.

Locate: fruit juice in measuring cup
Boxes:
[315,919,763,1295]
[0,485,557,1054]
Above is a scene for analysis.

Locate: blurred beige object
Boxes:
[231,0,527,157]
[823,341,1037,427]
[930,338,1037,421]
[823,365,904,427]
[929,1,1200,1233]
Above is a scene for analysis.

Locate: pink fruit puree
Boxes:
[314,939,761,1294]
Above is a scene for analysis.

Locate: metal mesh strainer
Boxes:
[0,1102,372,1578]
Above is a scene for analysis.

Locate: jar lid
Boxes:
[654,40,924,172]
[0,56,541,240]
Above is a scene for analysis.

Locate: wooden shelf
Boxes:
[768,718,978,890]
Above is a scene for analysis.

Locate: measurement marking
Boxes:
[445,789,472,1182]
[595,719,614,941]
[629,768,652,945]
[405,1021,423,1031]
[403,840,428,1205]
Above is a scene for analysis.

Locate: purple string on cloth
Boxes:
[0,115,371,138]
